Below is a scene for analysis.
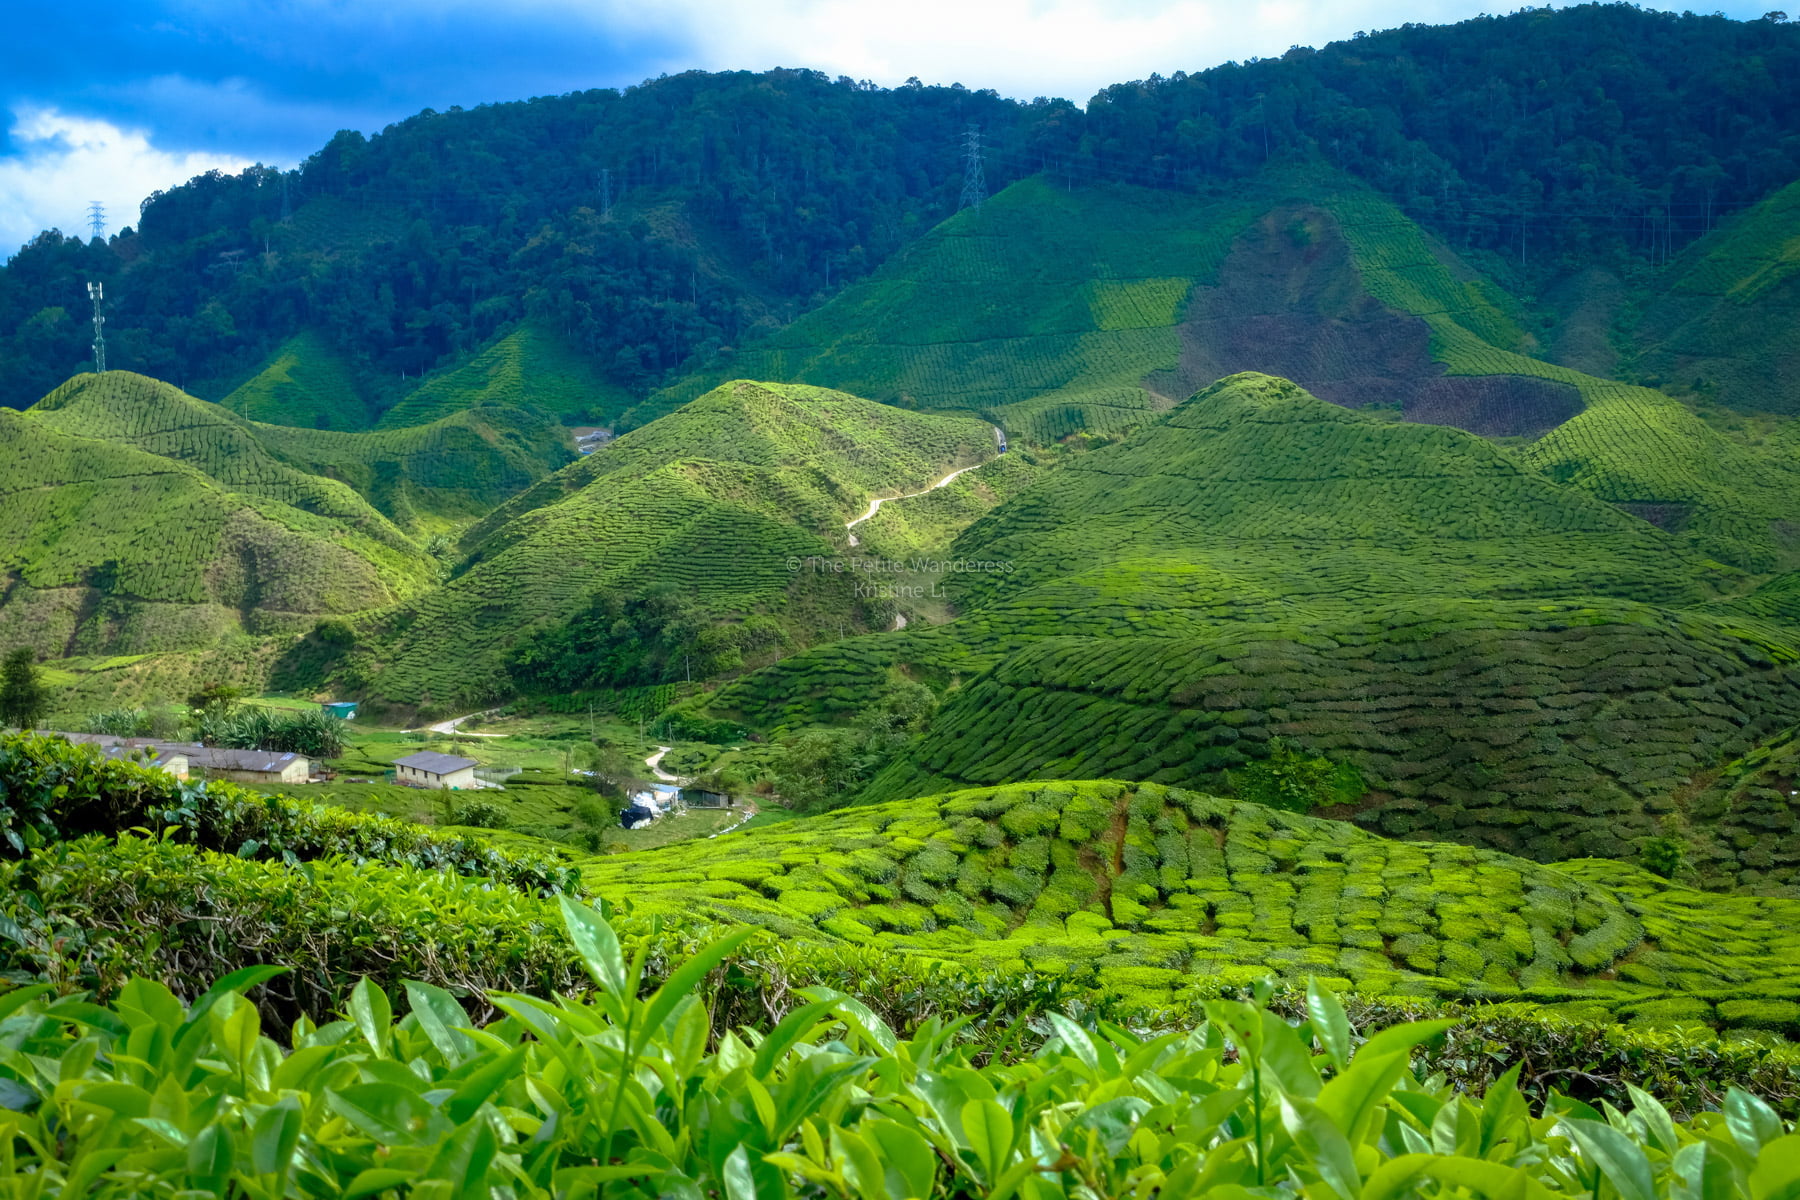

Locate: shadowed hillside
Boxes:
[1629,178,1800,416]
[218,331,374,430]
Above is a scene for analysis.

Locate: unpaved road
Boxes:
[423,711,506,737]
[645,745,681,782]
[845,433,1003,547]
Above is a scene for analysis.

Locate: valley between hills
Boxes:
[9,8,1800,1191]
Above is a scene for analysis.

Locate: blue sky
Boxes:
[0,0,1778,258]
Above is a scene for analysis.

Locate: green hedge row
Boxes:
[0,732,580,895]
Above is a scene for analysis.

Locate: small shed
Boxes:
[394,750,480,790]
[620,804,655,829]
[321,701,359,720]
[679,787,735,809]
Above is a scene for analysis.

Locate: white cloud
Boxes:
[0,107,253,260]
[586,0,1530,101]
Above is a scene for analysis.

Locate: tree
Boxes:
[0,649,49,730]
[186,681,242,720]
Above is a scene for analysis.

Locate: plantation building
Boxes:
[92,743,190,780]
[394,750,480,790]
[50,733,303,783]
[183,746,310,784]
[679,787,736,809]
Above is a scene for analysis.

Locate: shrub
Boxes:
[452,799,509,829]
[81,707,152,737]
[4,904,1800,1195]
[1228,738,1365,814]
[198,707,348,758]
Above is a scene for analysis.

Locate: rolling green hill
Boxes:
[584,776,1800,1026]
[693,374,1800,877]
[0,402,424,658]
[649,172,1800,573]
[358,380,1001,713]
[33,370,573,533]
[642,171,1560,439]
[640,177,1256,438]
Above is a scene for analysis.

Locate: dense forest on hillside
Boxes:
[4,4,1800,419]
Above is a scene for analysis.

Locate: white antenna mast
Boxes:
[87,282,107,373]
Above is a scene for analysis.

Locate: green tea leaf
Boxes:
[348,977,392,1059]
[961,1097,1014,1184]
[1305,978,1351,1068]
[559,894,627,995]
[1561,1118,1658,1200]
[1728,1088,1785,1156]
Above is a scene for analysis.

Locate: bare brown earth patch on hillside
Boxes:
[1147,206,1581,438]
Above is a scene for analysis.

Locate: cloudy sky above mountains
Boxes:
[0,0,1776,258]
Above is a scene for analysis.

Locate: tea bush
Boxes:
[4,899,1800,1196]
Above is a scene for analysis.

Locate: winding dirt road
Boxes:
[845,432,1003,547]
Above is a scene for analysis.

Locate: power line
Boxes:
[86,282,106,374]
[959,126,986,213]
[87,201,105,240]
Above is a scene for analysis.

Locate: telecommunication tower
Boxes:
[959,126,986,212]
[87,201,105,239]
[87,282,107,373]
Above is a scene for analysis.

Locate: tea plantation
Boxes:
[581,776,1800,1026]
[360,380,1001,712]
[8,741,1800,1193]
[692,373,1800,876]
[0,399,426,658]
[217,330,375,431]
[644,169,1800,575]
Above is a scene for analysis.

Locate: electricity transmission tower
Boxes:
[87,201,105,239]
[87,282,107,373]
[600,169,612,217]
[959,126,986,212]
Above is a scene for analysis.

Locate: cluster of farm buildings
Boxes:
[44,731,486,791]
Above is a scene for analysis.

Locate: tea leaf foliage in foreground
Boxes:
[2,902,1799,1198]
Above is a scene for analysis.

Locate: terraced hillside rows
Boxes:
[0,405,419,657]
[360,381,1001,712]
[647,170,1800,572]
[33,370,572,532]
[1628,177,1800,416]
[585,778,1800,1028]
[248,403,573,529]
[217,330,374,430]
[696,374,1800,874]
[375,323,633,429]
